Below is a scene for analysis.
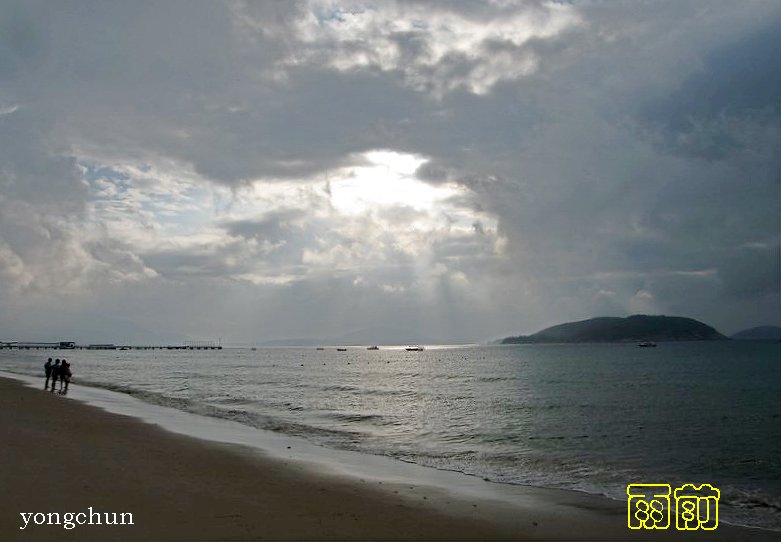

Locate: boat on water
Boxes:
[405,345,425,351]
[336,347,347,351]
[637,341,657,347]
[316,347,325,351]
[367,345,379,350]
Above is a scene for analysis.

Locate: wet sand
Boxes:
[1,376,777,541]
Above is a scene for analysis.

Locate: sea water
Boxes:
[2,342,779,530]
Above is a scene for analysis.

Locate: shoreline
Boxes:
[2,370,635,517]
[2,373,779,540]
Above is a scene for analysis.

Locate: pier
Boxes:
[0,340,223,351]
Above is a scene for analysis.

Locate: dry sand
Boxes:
[1,375,778,541]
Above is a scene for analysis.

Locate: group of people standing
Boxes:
[44,358,72,394]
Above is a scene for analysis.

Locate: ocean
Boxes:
[2,342,779,530]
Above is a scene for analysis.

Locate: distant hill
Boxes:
[731,326,781,341]
[501,315,727,344]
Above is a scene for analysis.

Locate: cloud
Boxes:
[131,151,503,299]
[264,0,582,95]
[0,0,779,342]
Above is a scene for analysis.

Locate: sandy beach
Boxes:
[1,375,778,541]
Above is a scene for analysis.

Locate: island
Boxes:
[501,314,727,344]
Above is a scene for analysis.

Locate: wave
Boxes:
[323,412,389,424]
[310,383,417,397]
[73,377,364,443]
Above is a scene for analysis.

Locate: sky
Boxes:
[0,0,779,345]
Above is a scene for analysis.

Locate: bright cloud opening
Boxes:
[77,149,503,294]
[329,150,463,216]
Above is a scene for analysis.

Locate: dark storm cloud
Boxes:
[0,110,83,210]
[645,13,781,135]
[184,69,429,182]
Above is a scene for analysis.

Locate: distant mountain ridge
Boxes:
[501,315,727,344]
[731,326,781,341]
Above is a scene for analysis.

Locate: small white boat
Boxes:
[637,341,657,348]
[405,345,425,351]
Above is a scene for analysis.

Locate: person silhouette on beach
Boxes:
[44,358,53,389]
[59,360,71,394]
[50,359,61,392]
